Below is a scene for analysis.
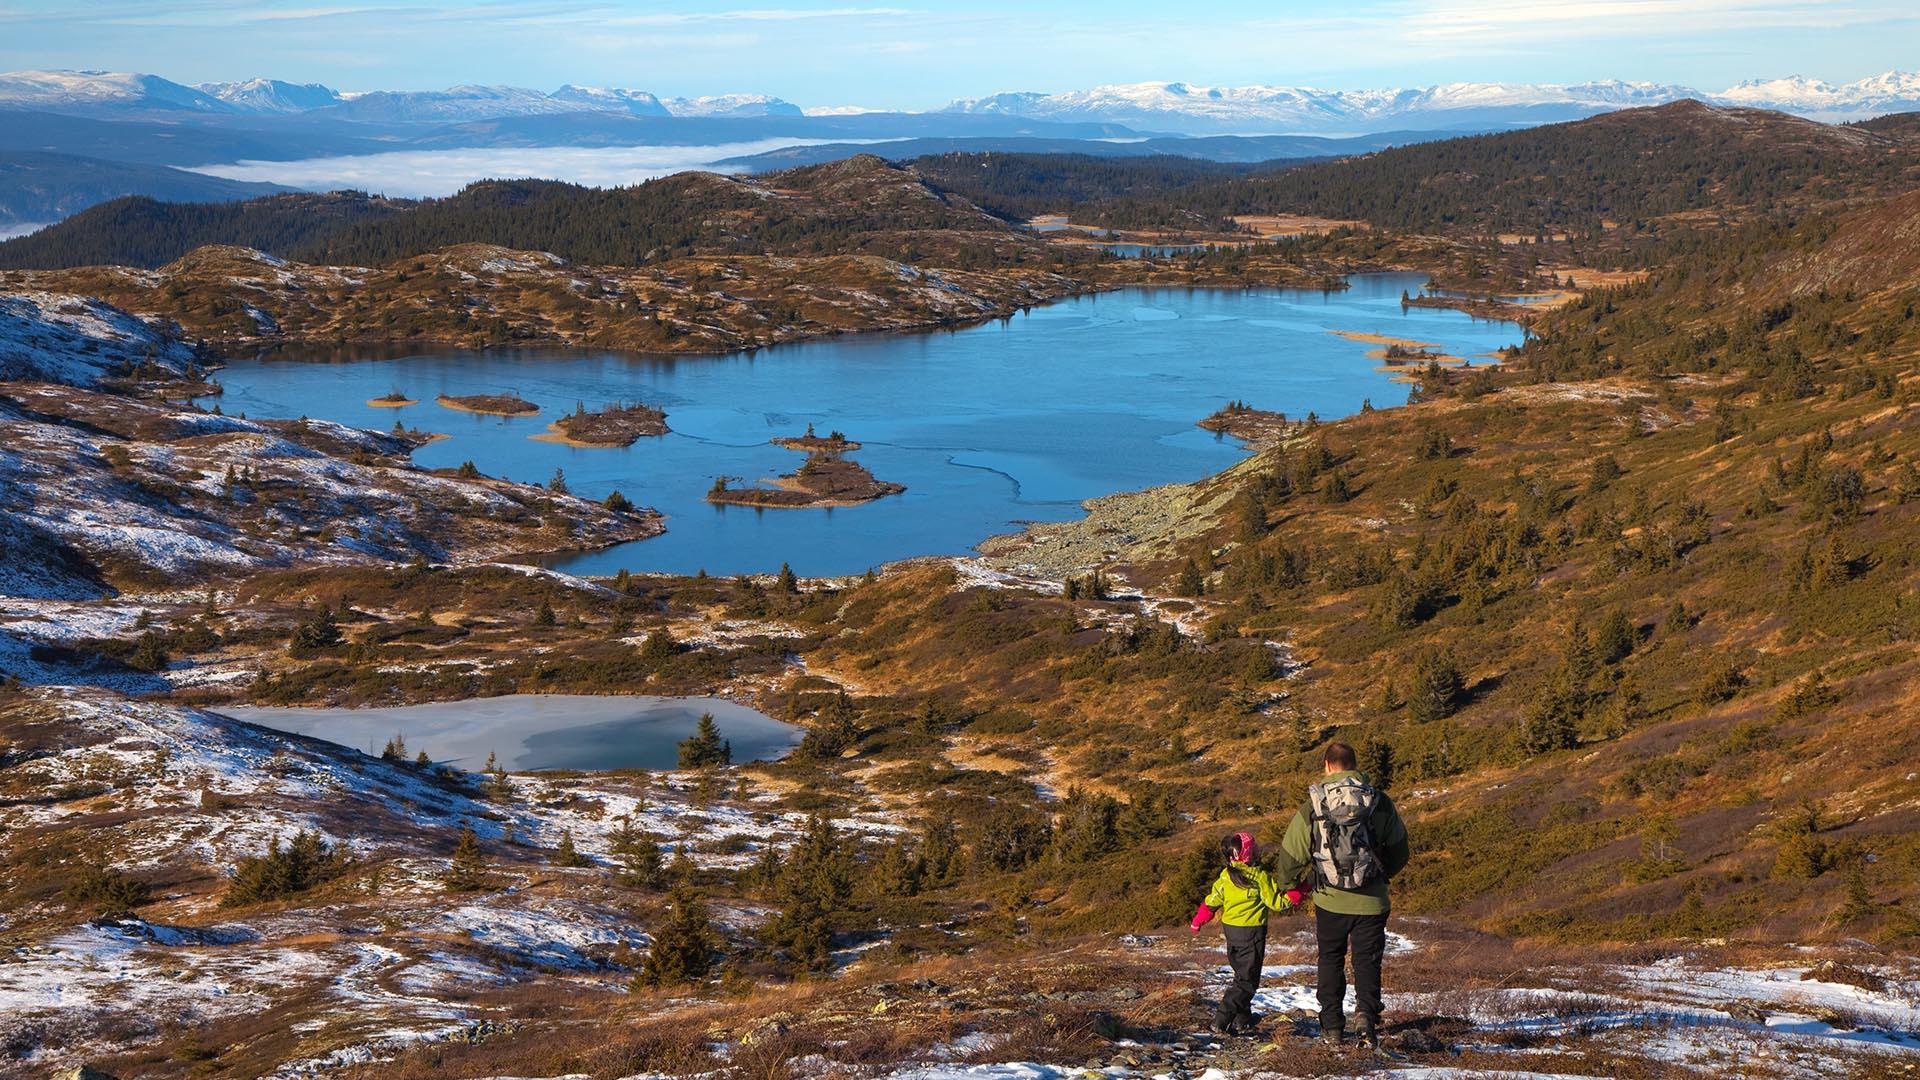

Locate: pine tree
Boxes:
[532,600,556,627]
[443,824,487,892]
[871,835,925,898]
[548,468,570,495]
[1174,560,1206,598]
[641,629,676,662]
[909,694,949,736]
[1053,788,1121,863]
[636,887,717,987]
[1520,672,1580,754]
[226,831,347,906]
[975,803,1051,872]
[611,815,664,888]
[127,631,170,673]
[381,733,407,762]
[552,829,590,868]
[1359,737,1396,790]
[481,750,513,799]
[677,713,731,769]
[764,813,852,970]
[1154,836,1220,924]
[288,605,341,653]
[918,813,964,887]
[1405,648,1465,724]
[1594,607,1637,664]
[64,865,151,918]
[776,562,799,593]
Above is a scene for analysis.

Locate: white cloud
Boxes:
[181,139,891,198]
[1398,0,1910,41]
[600,6,915,25]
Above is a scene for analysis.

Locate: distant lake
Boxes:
[219,694,799,771]
[213,274,1523,576]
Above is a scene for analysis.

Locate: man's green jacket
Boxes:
[1271,770,1410,916]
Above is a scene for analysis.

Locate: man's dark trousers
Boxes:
[1315,909,1386,1034]
[1214,923,1268,1028]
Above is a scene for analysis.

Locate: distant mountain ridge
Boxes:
[1,67,1916,132]
[0,69,805,123]
[940,74,1920,133]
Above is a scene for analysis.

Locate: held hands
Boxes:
[1189,902,1215,933]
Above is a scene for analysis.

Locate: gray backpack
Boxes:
[1308,776,1383,890]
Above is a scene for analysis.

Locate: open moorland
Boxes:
[2,101,1920,1079]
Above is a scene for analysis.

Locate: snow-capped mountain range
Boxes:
[0,70,804,123]
[0,68,1915,133]
[940,74,1920,133]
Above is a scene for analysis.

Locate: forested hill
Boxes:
[8,105,1918,273]
[1104,101,1920,238]
[905,151,1307,229]
[0,156,1041,271]
[0,190,409,269]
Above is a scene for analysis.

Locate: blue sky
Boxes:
[3,0,1915,108]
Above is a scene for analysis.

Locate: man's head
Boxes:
[1323,741,1357,774]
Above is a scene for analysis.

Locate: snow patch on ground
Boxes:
[0,291,197,385]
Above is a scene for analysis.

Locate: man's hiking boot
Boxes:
[1228,1015,1259,1037]
[1320,1025,1344,1045]
[1354,1025,1378,1049]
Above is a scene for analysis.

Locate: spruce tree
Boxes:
[443,824,487,892]
[1174,560,1206,598]
[553,829,590,868]
[871,835,925,899]
[1359,737,1396,790]
[636,887,717,987]
[128,631,170,673]
[777,562,799,593]
[1154,836,1219,924]
[611,815,664,888]
[641,629,676,662]
[1594,607,1637,664]
[765,813,852,970]
[288,605,342,653]
[917,807,960,883]
[677,713,731,769]
[1405,648,1465,724]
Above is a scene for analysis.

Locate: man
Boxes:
[1272,740,1410,1048]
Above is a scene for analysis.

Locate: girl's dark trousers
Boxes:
[1214,923,1268,1028]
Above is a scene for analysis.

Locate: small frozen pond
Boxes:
[217,694,800,771]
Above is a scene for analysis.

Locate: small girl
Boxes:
[1189,831,1303,1035]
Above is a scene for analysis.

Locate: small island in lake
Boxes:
[437,392,540,417]
[533,400,670,447]
[1199,400,1297,445]
[708,426,905,508]
[771,428,860,454]
[367,389,418,408]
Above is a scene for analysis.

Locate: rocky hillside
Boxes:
[0,293,658,606]
[0,243,1084,354]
